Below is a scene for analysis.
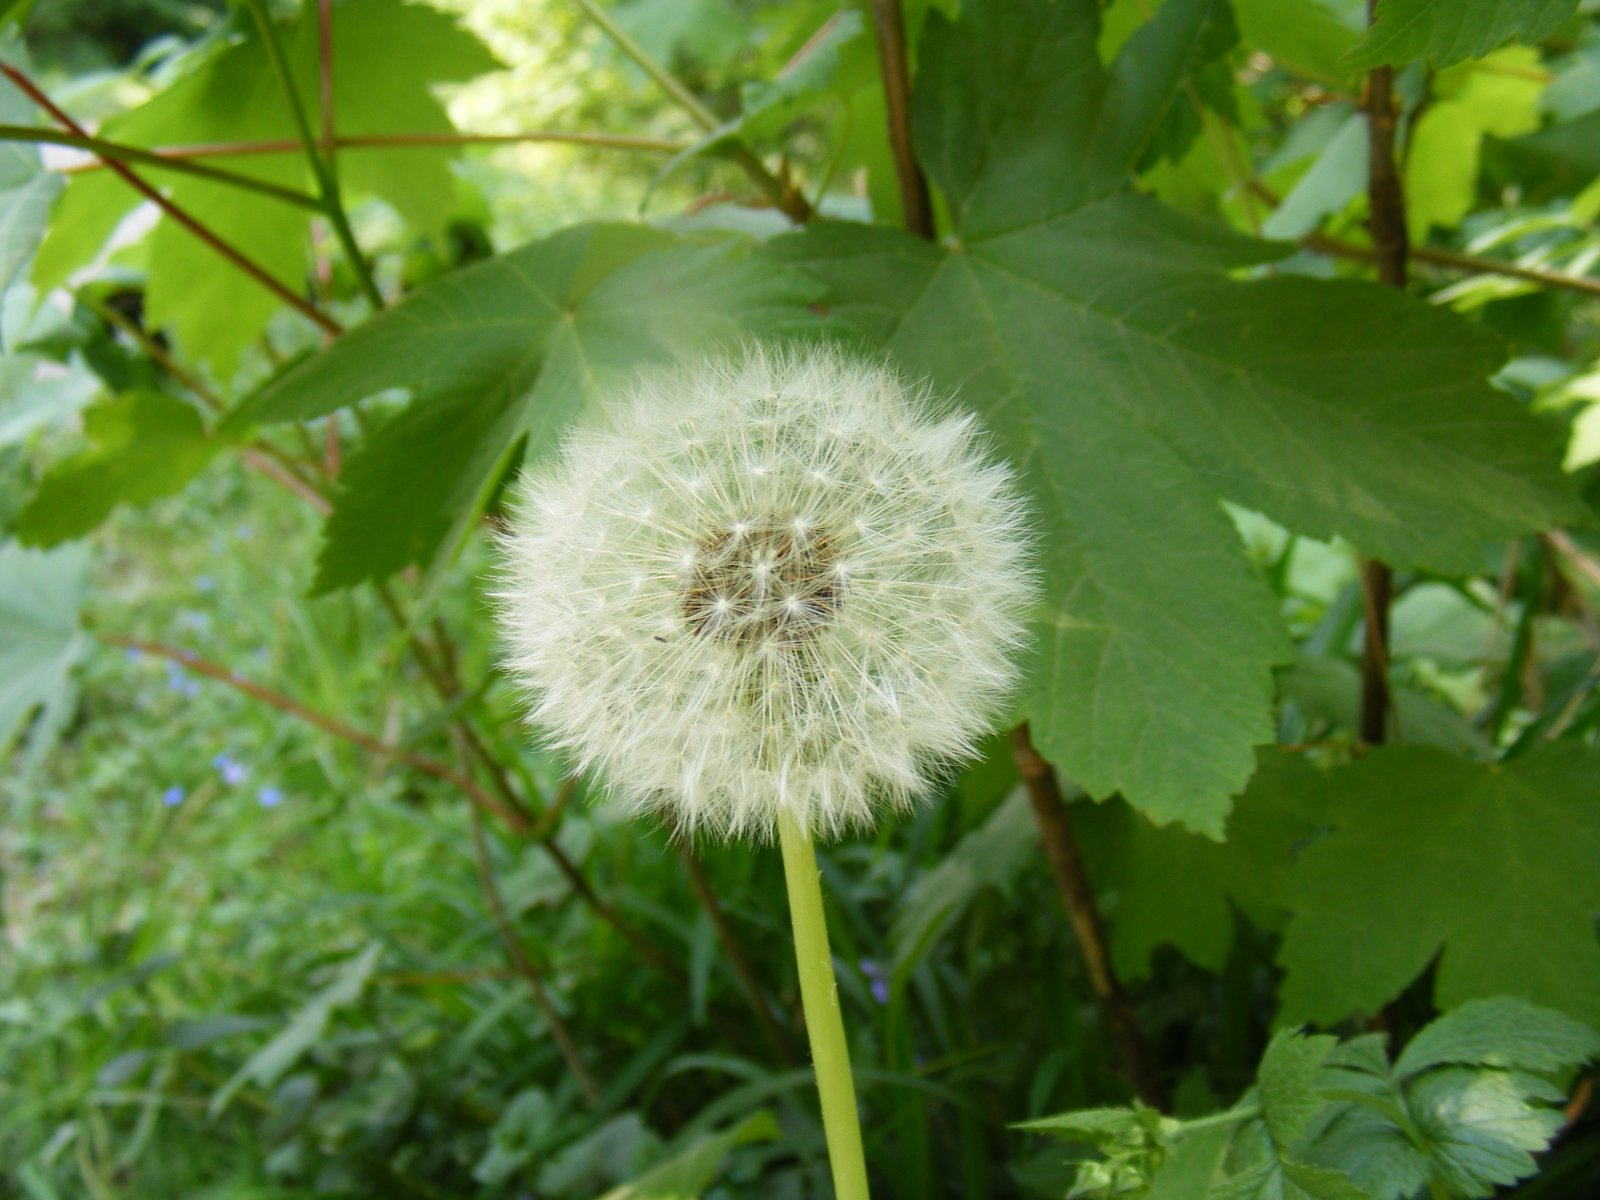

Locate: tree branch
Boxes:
[1302,230,1600,300]
[1009,724,1167,1109]
[869,0,933,238]
[0,63,341,337]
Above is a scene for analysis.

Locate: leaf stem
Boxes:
[242,0,384,310]
[777,808,871,1199]
[0,62,341,337]
[1010,723,1167,1109]
[0,124,322,208]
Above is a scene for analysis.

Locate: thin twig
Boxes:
[99,633,528,832]
[869,0,932,238]
[467,800,604,1107]
[674,836,800,1064]
[1301,231,1600,300]
[1009,724,1167,1109]
[0,63,341,337]
[0,124,322,207]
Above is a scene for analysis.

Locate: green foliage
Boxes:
[230,222,827,590]
[0,538,89,765]
[1276,743,1600,1027]
[1347,0,1580,70]
[16,390,216,544]
[772,0,1583,834]
[4,0,1600,1196]
[1032,1000,1599,1199]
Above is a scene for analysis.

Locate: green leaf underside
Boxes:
[769,0,1580,833]
[16,391,217,546]
[1278,744,1600,1028]
[233,223,828,592]
[0,539,91,767]
[31,0,496,373]
[1346,0,1580,71]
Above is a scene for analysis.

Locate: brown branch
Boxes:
[467,802,603,1107]
[99,633,529,833]
[1009,723,1167,1109]
[869,0,933,238]
[0,63,340,337]
[1358,3,1407,746]
[674,836,800,1064]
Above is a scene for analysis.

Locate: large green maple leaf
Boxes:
[1278,744,1600,1028]
[769,0,1584,833]
[229,222,828,591]
[32,0,496,374]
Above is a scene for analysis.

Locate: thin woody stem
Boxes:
[0,63,341,336]
[99,633,526,832]
[1010,723,1167,1109]
[869,0,933,238]
[0,124,322,207]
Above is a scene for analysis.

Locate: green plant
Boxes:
[2,0,1599,1197]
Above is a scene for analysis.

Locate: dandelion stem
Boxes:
[777,809,871,1199]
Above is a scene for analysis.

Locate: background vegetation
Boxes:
[2,0,1599,1197]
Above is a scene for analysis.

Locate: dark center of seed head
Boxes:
[682,517,842,647]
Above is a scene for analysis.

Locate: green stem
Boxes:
[0,124,321,208]
[777,809,871,1200]
[243,0,385,310]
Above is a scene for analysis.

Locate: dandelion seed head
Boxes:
[495,346,1035,842]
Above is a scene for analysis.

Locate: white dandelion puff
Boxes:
[494,345,1036,842]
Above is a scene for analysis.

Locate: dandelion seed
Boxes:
[494,345,1034,842]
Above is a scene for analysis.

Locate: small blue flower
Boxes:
[859,958,889,1006]
[162,786,184,807]
[257,786,283,809]
[124,646,143,662]
[196,574,216,593]
[235,523,254,542]
[213,753,247,786]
